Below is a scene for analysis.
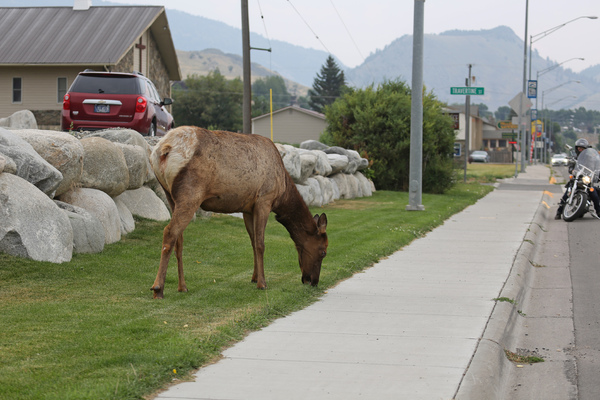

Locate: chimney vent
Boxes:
[73,0,92,11]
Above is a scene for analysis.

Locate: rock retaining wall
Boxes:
[0,112,374,263]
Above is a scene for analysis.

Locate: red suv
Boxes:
[61,71,175,136]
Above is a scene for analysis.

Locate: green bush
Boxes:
[323,79,456,193]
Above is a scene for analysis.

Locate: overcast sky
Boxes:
[108,0,599,72]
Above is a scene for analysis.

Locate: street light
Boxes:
[547,95,577,108]
[537,57,584,80]
[529,16,597,80]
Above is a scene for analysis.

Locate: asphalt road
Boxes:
[568,208,600,399]
[508,165,600,399]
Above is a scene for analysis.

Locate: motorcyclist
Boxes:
[555,138,600,219]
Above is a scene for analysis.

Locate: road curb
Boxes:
[455,191,551,399]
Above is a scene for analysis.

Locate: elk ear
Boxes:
[316,213,327,233]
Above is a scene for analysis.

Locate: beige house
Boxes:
[252,106,327,144]
[0,3,181,128]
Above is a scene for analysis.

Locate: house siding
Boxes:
[1,66,83,125]
[253,108,326,144]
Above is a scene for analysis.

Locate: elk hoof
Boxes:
[151,285,164,299]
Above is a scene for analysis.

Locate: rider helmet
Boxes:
[575,138,590,155]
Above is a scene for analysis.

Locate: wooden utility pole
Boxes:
[241,0,251,133]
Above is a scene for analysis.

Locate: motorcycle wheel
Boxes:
[562,191,588,222]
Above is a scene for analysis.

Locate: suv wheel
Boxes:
[148,122,156,137]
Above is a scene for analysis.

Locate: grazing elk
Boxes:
[149,126,328,299]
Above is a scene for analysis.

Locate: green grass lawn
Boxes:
[0,181,500,400]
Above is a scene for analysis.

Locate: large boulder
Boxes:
[114,143,147,190]
[88,128,155,184]
[0,127,62,197]
[114,186,171,221]
[276,144,301,183]
[79,136,129,197]
[54,200,105,254]
[355,172,373,197]
[298,151,317,184]
[300,140,329,151]
[0,174,73,262]
[314,175,335,205]
[113,197,136,235]
[58,188,121,245]
[11,129,84,197]
[327,153,349,175]
[0,110,38,129]
[330,173,349,199]
[0,154,16,174]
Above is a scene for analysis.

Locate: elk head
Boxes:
[298,213,328,286]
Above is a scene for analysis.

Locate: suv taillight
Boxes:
[63,94,70,110]
[135,96,147,113]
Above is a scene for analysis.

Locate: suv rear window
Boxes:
[69,75,140,95]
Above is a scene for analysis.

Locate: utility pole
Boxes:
[241,0,251,133]
[519,0,529,172]
[463,64,472,183]
[406,0,425,211]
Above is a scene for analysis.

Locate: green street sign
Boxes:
[502,132,517,138]
[450,87,484,95]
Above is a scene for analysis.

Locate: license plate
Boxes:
[94,104,110,113]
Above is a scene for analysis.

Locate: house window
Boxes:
[57,77,67,103]
[12,77,22,103]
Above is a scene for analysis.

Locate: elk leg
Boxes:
[175,233,187,292]
[151,206,196,299]
[243,213,258,283]
[251,206,270,289]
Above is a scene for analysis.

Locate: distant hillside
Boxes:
[176,49,309,98]
[347,26,600,111]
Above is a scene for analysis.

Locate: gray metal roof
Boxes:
[0,6,181,80]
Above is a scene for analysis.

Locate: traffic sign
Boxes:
[502,132,517,138]
[450,87,484,95]
[527,80,537,99]
[497,121,518,130]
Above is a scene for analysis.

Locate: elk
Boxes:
[149,126,328,299]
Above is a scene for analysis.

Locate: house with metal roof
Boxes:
[0,2,181,127]
[252,106,327,144]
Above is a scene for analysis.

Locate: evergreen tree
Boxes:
[308,55,346,113]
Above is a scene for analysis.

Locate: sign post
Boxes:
[450,76,483,182]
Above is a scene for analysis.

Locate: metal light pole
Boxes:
[518,0,529,172]
[528,16,597,80]
[406,0,425,211]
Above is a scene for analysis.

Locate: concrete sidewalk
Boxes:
[155,165,553,400]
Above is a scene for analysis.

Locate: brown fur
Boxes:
[149,126,328,298]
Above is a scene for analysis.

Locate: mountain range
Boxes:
[3,0,600,111]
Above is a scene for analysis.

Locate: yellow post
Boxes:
[270,89,273,141]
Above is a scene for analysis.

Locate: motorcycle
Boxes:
[562,146,600,222]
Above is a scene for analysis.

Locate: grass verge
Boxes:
[0,180,499,399]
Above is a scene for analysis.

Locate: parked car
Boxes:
[469,150,490,163]
[551,153,569,166]
[61,71,174,136]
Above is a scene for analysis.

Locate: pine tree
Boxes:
[308,55,346,113]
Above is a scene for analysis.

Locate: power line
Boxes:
[286,0,332,55]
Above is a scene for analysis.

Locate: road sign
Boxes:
[450,87,484,95]
[509,92,532,116]
[527,80,537,99]
[497,121,518,130]
[502,132,517,138]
